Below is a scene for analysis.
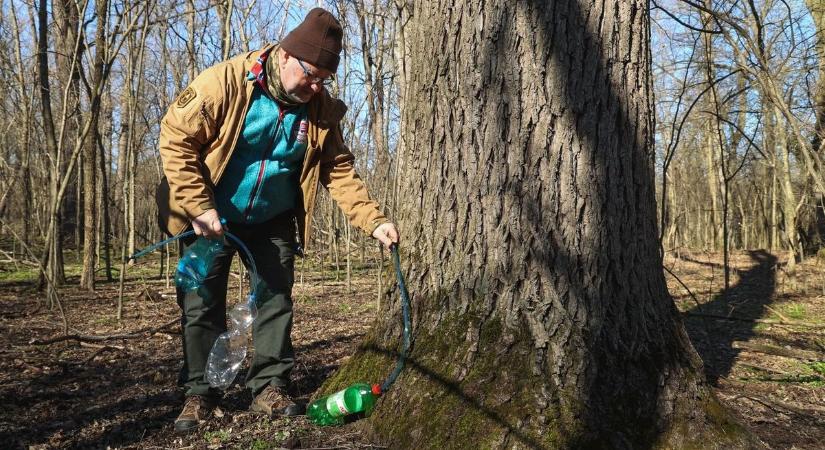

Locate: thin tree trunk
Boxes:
[776,106,798,284]
[80,0,109,290]
[805,0,825,153]
[217,0,234,60]
[186,0,197,81]
[36,0,65,289]
[99,100,113,281]
[11,7,32,246]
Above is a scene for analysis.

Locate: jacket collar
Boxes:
[245,44,347,129]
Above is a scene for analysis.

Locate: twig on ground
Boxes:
[732,340,823,361]
[765,305,791,322]
[683,311,825,328]
[81,344,126,363]
[735,394,825,419]
[30,317,179,345]
[739,362,790,375]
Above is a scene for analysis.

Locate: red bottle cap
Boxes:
[371,384,382,395]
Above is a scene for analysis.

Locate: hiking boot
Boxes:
[174,395,216,433]
[250,385,304,417]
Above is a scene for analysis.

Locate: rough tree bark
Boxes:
[36,0,65,287]
[216,0,234,60]
[55,0,82,268]
[701,13,721,252]
[806,0,825,153]
[10,7,32,245]
[323,0,755,448]
[80,0,109,290]
[186,0,197,82]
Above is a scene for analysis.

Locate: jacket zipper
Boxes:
[243,107,286,221]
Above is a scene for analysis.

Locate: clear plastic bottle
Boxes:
[175,237,224,292]
[205,295,257,389]
[307,383,382,426]
[205,330,247,389]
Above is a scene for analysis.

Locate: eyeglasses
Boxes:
[297,59,335,87]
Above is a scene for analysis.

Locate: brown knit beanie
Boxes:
[280,8,343,73]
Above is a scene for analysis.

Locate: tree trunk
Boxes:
[216,0,234,60]
[99,89,113,281]
[806,0,825,154]
[11,8,32,246]
[324,0,754,447]
[356,0,391,196]
[36,0,65,288]
[776,106,798,284]
[186,0,197,82]
[80,0,109,290]
[55,0,82,266]
[701,12,723,252]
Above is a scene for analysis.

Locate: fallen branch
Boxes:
[764,305,790,322]
[739,362,790,375]
[683,311,825,329]
[736,393,825,419]
[732,341,823,362]
[0,249,38,266]
[30,317,179,345]
[81,343,127,364]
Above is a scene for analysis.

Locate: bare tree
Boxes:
[80,0,111,290]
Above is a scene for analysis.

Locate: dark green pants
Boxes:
[177,213,296,398]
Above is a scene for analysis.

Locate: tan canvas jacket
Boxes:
[156,44,388,248]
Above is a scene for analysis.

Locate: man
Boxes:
[156,8,399,433]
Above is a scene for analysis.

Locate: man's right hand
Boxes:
[192,209,224,239]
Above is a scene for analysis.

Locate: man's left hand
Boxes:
[372,223,400,250]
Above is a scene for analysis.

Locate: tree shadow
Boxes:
[677,254,748,276]
[681,250,778,384]
[0,356,182,450]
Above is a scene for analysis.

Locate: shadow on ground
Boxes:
[680,250,778,383]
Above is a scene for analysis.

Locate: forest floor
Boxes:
[667,250,825,450]
[0,249,823,449]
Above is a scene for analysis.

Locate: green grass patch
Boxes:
[249,440,275,450]
[247,430,291,449]
[93,316,117,326]
[0,265,40,283]
[807,361,825,377]
[203,429,230,443]
[781,303,807,321]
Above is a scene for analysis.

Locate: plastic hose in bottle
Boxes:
[307,243,411,426]
[129,228,262,390]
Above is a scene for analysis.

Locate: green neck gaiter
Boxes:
[266,49,301,107]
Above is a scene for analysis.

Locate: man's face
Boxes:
[278,51,333,103]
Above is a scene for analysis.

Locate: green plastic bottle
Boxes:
[307,383,382,426]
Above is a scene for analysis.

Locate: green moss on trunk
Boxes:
[318,291,758,449]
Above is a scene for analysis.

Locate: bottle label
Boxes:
[326,390,350,417]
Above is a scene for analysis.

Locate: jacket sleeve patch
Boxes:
[176,87,197,108]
